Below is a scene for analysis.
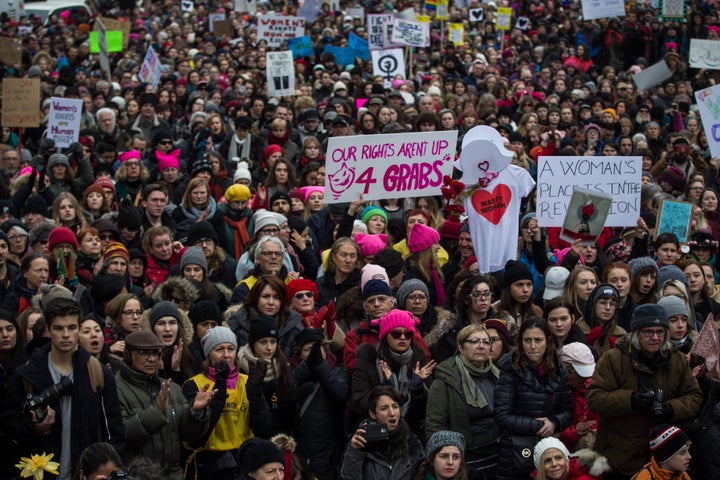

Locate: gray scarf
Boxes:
[376,347,414,415]
[455,354,500,408]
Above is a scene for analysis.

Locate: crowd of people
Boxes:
[0,0,719,478]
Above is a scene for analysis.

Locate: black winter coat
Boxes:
[493,352,573,480]
[316,268,361,308]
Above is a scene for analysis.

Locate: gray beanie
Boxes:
[396,279,430,306]
[426,430,465,457]
[150,301,182,329]
[201,326,237,357]
[533,437,570,469]
[47,153,70,169]
[628,256,658,278]
[657,265,688,291]
[253,209,280,236]
[180,246,207,272]
[657,295,688,318]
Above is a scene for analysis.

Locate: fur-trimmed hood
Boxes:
[150,275,200,306]
[573,448,611,478]
[138,306,194,346]
[271,433,297,453]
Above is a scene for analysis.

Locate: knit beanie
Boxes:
[94,177,116,194]
[533,437,570,469]
[103,242,130,264]
[657,265,688,291]
[362,278,393,299]
[47,153,70,169]
[297,186,325,202]
[263,144,284,161]
[378,309,418,339]
[23,195,48,216]
[628,256,658,278]
[631,303,669,331]
[180,246,207,272]
[269,191,291,209]
[253,209,280,235]
[426,430,466,457]
[249,314,279,344]
[237,438,285,476]
[372,249,404,278]
[48,226,78,250]
[657,295,688,318]
[31,283,74,310]
[501,259,533,289]
[187,221,218,246]
[150,301,182,329]
[360,205,388,225]
[438,216,462,240]
[650,425,691,464]
[355,233,387,258]
[28,222,54,247]
[361,264,389,290]
[287,217,307,236]
[482,319,511,346]
[295,328,323,349]
[407,222,440,253]
[83,183,105,200]
[396,279,429,306]
[588,284,619,307]
[90,274,127,304]
[191,157,214,177]
[201,326,237,357]
[117,150,141,164]
[660,165,686,190]
[234,161,252,182]
[225,184,251,202]
[286,278,318,301]
[117,202,142,231]
[188,300,223,326]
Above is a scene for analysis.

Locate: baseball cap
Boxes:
[560,342,596,378]
[543,266,570,300]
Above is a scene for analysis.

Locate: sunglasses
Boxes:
[293,292,314,300]
[390,329,412,340]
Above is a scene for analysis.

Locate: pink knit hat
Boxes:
[355,233,387,258]
[298,186,325,202]
[378,309,418,340]
[118,150,141,164]
[407,222,440,253]
[361,264,389,290]
[157,150,180,172]
[554,247,586,266]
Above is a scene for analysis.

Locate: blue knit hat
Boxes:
[361,205,387,225]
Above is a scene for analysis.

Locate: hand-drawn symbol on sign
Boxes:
[377,54,398,82]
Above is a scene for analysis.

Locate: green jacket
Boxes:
[116,363,208,480]
[425,356,474,445]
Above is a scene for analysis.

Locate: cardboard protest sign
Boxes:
[633,60,672,90]
[325,131,458,203]
[1,78,41,127]
[258,16,305,48]
[581,0,625,21]
[287,36,314,58]
[560,187,613,244]
[436,0,448,20]
[0,37,22,65]
[655,199,693,243]
[371,49,405,88]
[448,24,464,46]
[266,51,295,97]
[137,46,163,90]
[208,12,225,31]
[690,39,720,70]
[89,31,123,53]
[496,7,512,30]
[96,18,111,81]
[47,97,83,148]
[367,13,393,49]
[694,85,720,161]
[390,18,430,47]
[213,20,234,37]
[536,156,642,228]
[95,17,130,48]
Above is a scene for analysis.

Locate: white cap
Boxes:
[560,342,596,378]
[543,266,570,300]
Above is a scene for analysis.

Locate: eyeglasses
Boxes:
[194,238,215,246]
[390,329,412,340]
[134,349,162,358]
[640,328,666,338]
[158,140,173,145]
[260,250,283,258]
[597,299,618,307]
[259,228,280,236]
[100,234,116,240]
[469,291,492,300]
[8,235,27,241]
[122,310,143,317]
[406,294,427,302]
[464,338,492,346]
[293,291,314,299]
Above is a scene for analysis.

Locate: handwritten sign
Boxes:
[656,199,692,243]
[581,0,625,20]
[138,46,163,90]
[448,23,464,46]
[367,13,393,49]
[436,0,449,19]
[324,45,358,67]
[0,37,22,65]
[287,35,314,58]
[208,12,225,30]
[89,31,123,53]
[266,51,295,97]
[324,131,458,203]
[234,0,256,14]
[390,18,430,47]
[95,17,130,48]
[633,60,672,90]
[690,39,720,70]
[348,32,370,60]
[347,7,364,22]
[469,8,484,22]
[536,156,642,228]
[298,0,322,22]
[1,78,41,127]
[213,19,234,36]
[695,84,720,160]
[257,16,305,48]
[47,97,83,148]
[496,7,512,30]
[371,48,405,88]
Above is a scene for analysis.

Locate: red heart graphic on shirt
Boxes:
[471,184,512,225]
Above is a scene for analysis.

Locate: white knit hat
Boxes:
[533,437,570,469]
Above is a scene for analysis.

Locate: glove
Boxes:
[247,359,267,386]
[214,359,230,389]
[66,142,83,162]
[655,402,674,421]
[39,138,55,157]
[631,391,655,411]
[313,301,336,339]
[307,341,323,368]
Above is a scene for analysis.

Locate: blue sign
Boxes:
[323,45,357,67]
[287,36,314,59]
[348,32,370,60]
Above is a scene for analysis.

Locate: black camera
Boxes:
[23,376,74,423]
[362,422,389,452]
[107,470,133,480]
[650,388,664,417]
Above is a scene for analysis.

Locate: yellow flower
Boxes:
[15,452,60,480]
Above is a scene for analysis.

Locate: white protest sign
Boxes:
[138,46,163,90]
[695,85,720,160]
[468,8,484,21]
[581,0,625,20]
[234,0,256,14]
[325,131,458,203]
[181,0,194,12]
[347,7,364,22]
[298,0,322,22]
[257,16,305,47]
[208,12,225,31]
[690,39,720,70]
[266,51,295,97]
[47,97,83,148]
[397,7,416,20]
[390,18,430,47]
[367,13,393,49]
[536,156,642,228]
[371,49,405,88]
[96,18,111,81]
[633,60,672,91]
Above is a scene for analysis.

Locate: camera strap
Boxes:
[637,371,656,393]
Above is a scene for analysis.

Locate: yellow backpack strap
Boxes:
[87,355,105,394]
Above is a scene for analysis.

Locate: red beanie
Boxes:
[48,226,79,250]
[286,279,318,301]
[263,144,284,161]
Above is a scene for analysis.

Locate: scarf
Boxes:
[376,347,414,415]
[225,214,250,258]
[207,365,240,390]
[430,268,446,306]
[181,196,218,221]
[455,354,499,408]
[385,418,410,463]
[228,133,253,162]
[268,129,290,146]
[56,250,78,287]
[238,344,279,383]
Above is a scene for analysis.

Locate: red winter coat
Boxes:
[559,379,600,450]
